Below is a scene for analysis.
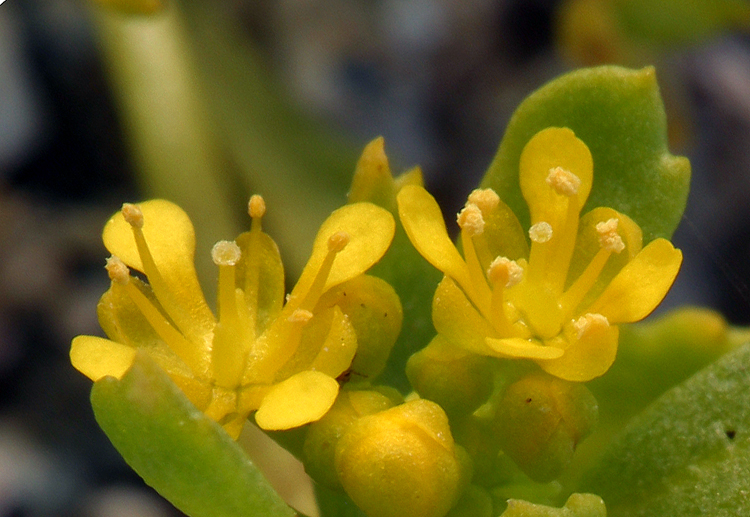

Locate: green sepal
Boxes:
[581,341,750,516]
[90,353,298,517]
[481,65,690,243]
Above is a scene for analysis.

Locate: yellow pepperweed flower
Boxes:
[397,127,682,382]
[71,196,396,438]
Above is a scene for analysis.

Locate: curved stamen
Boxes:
[105,256,204,374]
[296,231,351,312]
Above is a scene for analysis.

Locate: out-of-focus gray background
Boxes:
[1,1,750,515]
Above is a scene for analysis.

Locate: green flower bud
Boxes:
[406,335,495,417]
[303,389,399,488]
[335,399,465,517]
[500,493,606,517]
[495,373,598,482]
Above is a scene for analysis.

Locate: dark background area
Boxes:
[1,0,750,515]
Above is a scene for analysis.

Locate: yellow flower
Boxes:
[71,196,396,438]
[397,127,682,382]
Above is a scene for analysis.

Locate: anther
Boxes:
[212,240,242,266]
[457,203,484,236]
[105,256,131,284]
[467,188,500,214]
[289,309,313,323]
[327,231,350,252]
[529,222,553,243]
[546,167,581,197]
[121,203,144,229]
[573,313,609,339]
[488,257,524,288]
[248,195,266,219]
[596,218,625,253]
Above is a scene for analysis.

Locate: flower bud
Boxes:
[335,399,464,517]
[500,493,606,517]
[495,373,598,482]
[406,336,495,418]
[303,389,399,489]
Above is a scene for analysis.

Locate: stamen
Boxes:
[467,188,500,214]
[212,240,242,266]
[546,167,581,197]
[105,256,130,285]
[289,309,314,323]
[529,222,553,243]
[248,195,266,219]
[488,257,523,288]
[121,203,144,228]
[327,231,350,252]
[596,218,625,253]
[457,203,484,236]
[573,313,609,339]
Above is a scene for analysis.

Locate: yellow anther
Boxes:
[546,166,581,197]
[289,309,314,323]
[457,203,484,236]
[211,240,241,266]
[327,231,351,252]
[595,218,625,253]
[105,256,130,285]
[572,313,609,339]
[529,222,553,243]
[121,203,144,229]
[467,188,500,214]
[488,256,524,288]
[248,195,266,219]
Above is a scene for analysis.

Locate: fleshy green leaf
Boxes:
[482,65,690,243]
[580,341,750,516]
[91,353,298,517]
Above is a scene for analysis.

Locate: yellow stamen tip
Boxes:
[596,218,625,253]
[529,222,553,243]
[327,231,350,252]
[546,166,581,197]
[488,256,524,288]
[211,240,241,266]
[248,195,266,219]
[105,256,130,284]
[289,309,314,323]
[121,203,144,229]
[573,313,609,339]
[467,188,500,214]
[457,203,484,236]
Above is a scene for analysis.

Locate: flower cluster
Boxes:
[71,196,401,438]
[398,127,682,382]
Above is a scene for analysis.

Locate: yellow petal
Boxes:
[70,335,136,381]
[485,337,565,360]
[586,238,683,323]
[397,185,472,289]
[96,280,195,379]
[519,127,593,222]
[309,306,358,378]
[538,323,619,382]
[102,200,215,342]
[290,202,395,303]
[348,137,396,209]
[481,197,529,266]
[432,277,496,355]
[235,229,285,335]
[316,275,403,379]
[254,370,339,430]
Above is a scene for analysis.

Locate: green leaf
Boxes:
[580,342,750,516]
[482,65,690,243]
[91,353,298,517]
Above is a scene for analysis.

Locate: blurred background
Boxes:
[1,0,750,515]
